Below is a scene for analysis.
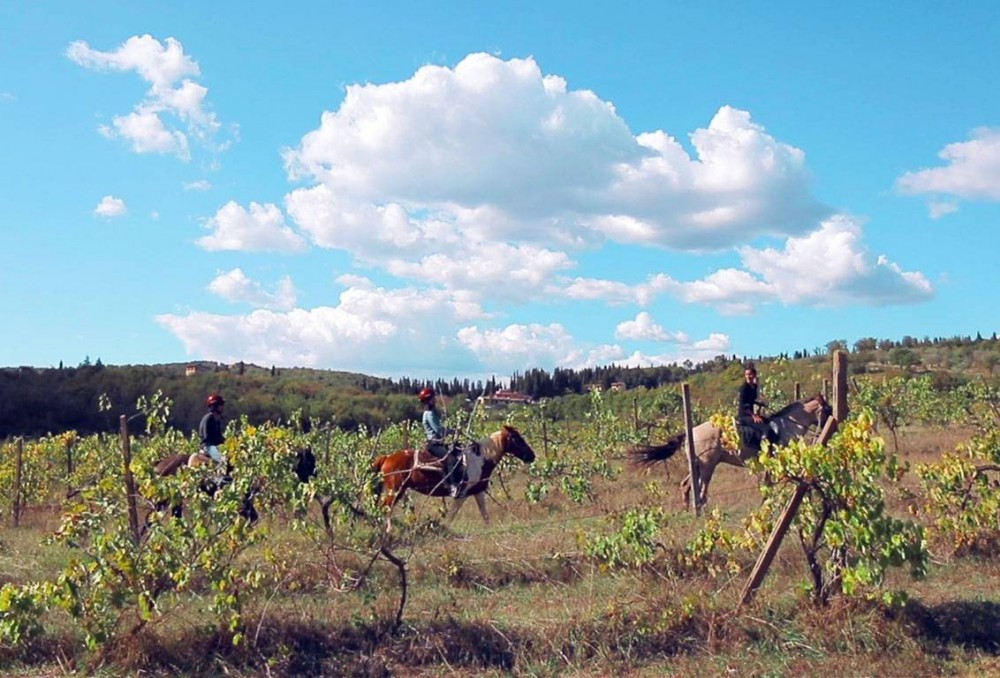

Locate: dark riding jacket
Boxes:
[738,382,762,423]
[199,411,225,447]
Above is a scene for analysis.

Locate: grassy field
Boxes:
[2,423,1000,677]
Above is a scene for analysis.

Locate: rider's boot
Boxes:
[446,454,462,497]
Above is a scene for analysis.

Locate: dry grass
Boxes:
[4,424,1000,676]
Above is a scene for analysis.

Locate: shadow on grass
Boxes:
[902,598,1000,653]
[59,618,523,677]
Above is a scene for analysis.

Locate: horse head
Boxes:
[497,424,536,464]
[809,393,833,430]
[772,393,832,443]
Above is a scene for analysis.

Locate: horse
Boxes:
[627,394,832,507]
[371,424,537,525]
[150,447,317,523]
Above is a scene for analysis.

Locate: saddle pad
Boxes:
[463,446,485,485]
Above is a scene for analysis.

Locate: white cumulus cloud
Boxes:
[897,127,1000,202]
[457,323,578,369]
[615,312,688,342]
[197,201,308,252]
[208,269,297,311]
[94,195,127,218]
[68,35,226,160]
[157,280,489,375]
[282,52,828,266]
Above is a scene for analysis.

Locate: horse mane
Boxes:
[770,393,826,419]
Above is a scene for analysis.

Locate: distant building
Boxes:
[185,364,199,377]
[484,389,533,406]
[610,382,627,392]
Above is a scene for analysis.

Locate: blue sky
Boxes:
[2,2,998,380]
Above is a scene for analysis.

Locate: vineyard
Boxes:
[2,359,1000,676]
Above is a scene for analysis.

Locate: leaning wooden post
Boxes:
[681,383,701,515]
[737,416,838,608]
[120,415,141,545]
[12,438,23,527]
[833,350,849,422]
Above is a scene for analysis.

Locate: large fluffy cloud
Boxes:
[732,215,933,307]
[158,53,931,375]
[68,35,225,160]
[283,52,828,260]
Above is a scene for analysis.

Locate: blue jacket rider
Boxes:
[418,386,461,497]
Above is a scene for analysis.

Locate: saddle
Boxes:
[416,442,483,492]
[736,421,779,451]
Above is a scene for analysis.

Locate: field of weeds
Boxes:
[3,417,1000,677]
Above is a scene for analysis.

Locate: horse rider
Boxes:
[418,386,462,497]
[199,393,227,468]
[737,365,778,447]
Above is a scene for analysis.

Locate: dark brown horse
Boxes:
[372,425,536,525]
[150,448,316,523]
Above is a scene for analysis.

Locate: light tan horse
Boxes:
[628,394,832,507]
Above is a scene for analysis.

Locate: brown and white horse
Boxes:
[372,424,536,524]
[628,394,832,507]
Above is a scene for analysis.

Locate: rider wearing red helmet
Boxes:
[199,393,227,464]
[419,387,461,497]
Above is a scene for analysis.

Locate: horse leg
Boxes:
[474,492,489,524]
[680,474,691,507]
[697,459,719,507]
[446,496,468,523]
[239,492,259,524]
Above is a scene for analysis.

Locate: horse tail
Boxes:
[626,433,685,467]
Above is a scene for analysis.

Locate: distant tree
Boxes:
[888,347,921,369]
[826,340,847,354]
[853,337,877,352]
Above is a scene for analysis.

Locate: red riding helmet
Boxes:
[206,393,225,408]
[417,387,435,402]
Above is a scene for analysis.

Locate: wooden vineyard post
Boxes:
[12,438,23,526]
[737,416,838,608]
[823,378,830,401]
[833,350,849,422]
[402,419,410,451]
[794,382,802,401]
[120,415,141,545]
[633,396,639,433]
[681,383,701,515]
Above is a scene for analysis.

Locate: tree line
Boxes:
[2,331,996,439]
